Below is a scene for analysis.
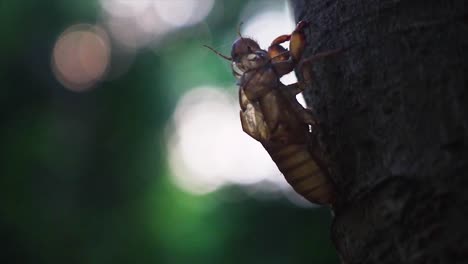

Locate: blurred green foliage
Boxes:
[0,0,338,263]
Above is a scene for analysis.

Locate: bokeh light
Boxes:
[154,0,215,28]
[167,87,284,195]
[100,0,214,49]
[51,24,110,92]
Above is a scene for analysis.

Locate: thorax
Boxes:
[240,65,280,101]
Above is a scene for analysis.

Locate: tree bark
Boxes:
[290,0,468,263]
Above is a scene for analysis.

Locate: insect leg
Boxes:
[298,48,343,69]
[270,34,291,46]
[289,22,308,62]
[269,21,309,63]
[283,82,304,95]
[279,83,317,126]
[268,34,292,62]
[296,48,344,103]
[272,59,296,76]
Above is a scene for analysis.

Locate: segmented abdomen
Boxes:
[266,143,335,205]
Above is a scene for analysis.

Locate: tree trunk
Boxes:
[290,0,468,263]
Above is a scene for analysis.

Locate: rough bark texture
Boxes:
[290,0,468,263]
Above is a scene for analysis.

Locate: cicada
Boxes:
[205,21,336,205]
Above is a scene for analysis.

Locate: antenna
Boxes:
[203,45,232,61]
[237,22,244,38]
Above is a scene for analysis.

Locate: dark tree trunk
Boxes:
[290,0,468,263]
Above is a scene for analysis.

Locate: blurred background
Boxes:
[0,0,338,263]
